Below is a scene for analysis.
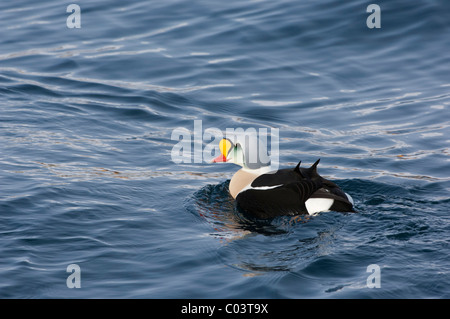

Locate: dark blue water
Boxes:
[1,0,449,298]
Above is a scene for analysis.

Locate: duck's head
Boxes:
[211,134,272,170]
[212,138,245,166]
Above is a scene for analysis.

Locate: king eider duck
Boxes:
[211,136,355,219]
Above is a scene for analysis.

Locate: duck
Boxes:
[211,135,354,219]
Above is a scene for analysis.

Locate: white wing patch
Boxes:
[305,198,334,215]
[345,193,354,205]
[237,184,283,196]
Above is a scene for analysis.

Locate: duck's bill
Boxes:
[212,154,227,163]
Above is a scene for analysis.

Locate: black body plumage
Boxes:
[235,159,354,219]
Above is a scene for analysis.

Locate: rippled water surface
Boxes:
[1,0,449,298]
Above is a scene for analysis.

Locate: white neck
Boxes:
[241,165,274,175]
